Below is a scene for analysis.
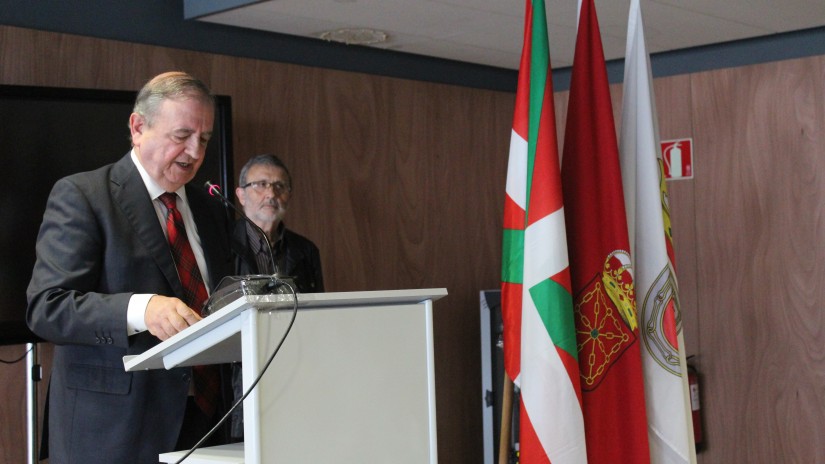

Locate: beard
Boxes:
[254,201,287,225]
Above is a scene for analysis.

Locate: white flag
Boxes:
[619,0,697,463]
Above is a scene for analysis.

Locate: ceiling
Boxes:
[192,0,825,70]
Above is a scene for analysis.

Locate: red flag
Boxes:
[561,0,650,462]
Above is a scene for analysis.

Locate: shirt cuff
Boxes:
[127,293,154,335]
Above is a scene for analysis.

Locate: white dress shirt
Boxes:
[126,149,211,335]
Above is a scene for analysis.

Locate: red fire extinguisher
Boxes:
[687,361,704,452]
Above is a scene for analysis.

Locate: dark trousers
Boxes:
[175,396,226,451]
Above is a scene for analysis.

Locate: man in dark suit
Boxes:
[26,72,233,463]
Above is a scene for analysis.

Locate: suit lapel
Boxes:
[109,154,184,298]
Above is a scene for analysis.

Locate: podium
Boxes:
[123,287,447,463]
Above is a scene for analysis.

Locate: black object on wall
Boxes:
[480,289,520,463]
[0,85,234,345]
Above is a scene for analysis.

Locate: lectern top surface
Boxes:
[123,288,447,372]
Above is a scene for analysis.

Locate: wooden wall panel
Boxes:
[0,345,30,464]
[654,74,701,360]
[689,56,825,463]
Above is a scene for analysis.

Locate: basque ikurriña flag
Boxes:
[560,0,650,462]
[619,1,697,462]
[501,0,587,462]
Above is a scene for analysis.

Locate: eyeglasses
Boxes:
[242,180,291,195]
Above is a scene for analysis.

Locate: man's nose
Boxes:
[185,136,204,158]
[262,186,276,199]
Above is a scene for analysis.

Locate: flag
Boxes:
[561,0,651,462]
[501,0,587,461]
[619,1,697,462]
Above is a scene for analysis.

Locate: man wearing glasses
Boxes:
[233,153,324,291]
[230,153,324,438]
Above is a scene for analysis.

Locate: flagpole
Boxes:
[498,375,514,464]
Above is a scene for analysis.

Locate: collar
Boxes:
[130,148,188,201]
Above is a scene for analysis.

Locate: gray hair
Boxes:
[132,71,214,128]
[239,154,293,188]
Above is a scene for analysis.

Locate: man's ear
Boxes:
[129,113,145,144]
[235,187,246,207]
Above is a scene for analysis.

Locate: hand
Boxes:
[144,295,202,341]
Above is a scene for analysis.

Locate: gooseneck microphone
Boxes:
[204,181,278,276]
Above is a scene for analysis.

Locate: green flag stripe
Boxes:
[502,228,524,284]
[525,0,550,216]
[529,277,577,359]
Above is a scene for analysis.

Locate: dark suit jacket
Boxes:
[26,153,233,464]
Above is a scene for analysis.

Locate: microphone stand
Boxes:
[172,188,300,463]
[177,182,300,464]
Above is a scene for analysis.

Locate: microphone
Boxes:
[204,181,278,277]
[201,181,296,319]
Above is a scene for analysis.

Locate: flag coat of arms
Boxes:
[561,0,651,462]
[501,0,587,462]
[619,1,697,462]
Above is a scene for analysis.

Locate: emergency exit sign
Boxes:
[661,138,693,180]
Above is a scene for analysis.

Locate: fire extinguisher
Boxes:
[687,359,705,452]
[664,142,683,178]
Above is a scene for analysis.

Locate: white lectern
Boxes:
[123,288,447,464]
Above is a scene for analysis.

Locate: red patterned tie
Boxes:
[159,192,219,417]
